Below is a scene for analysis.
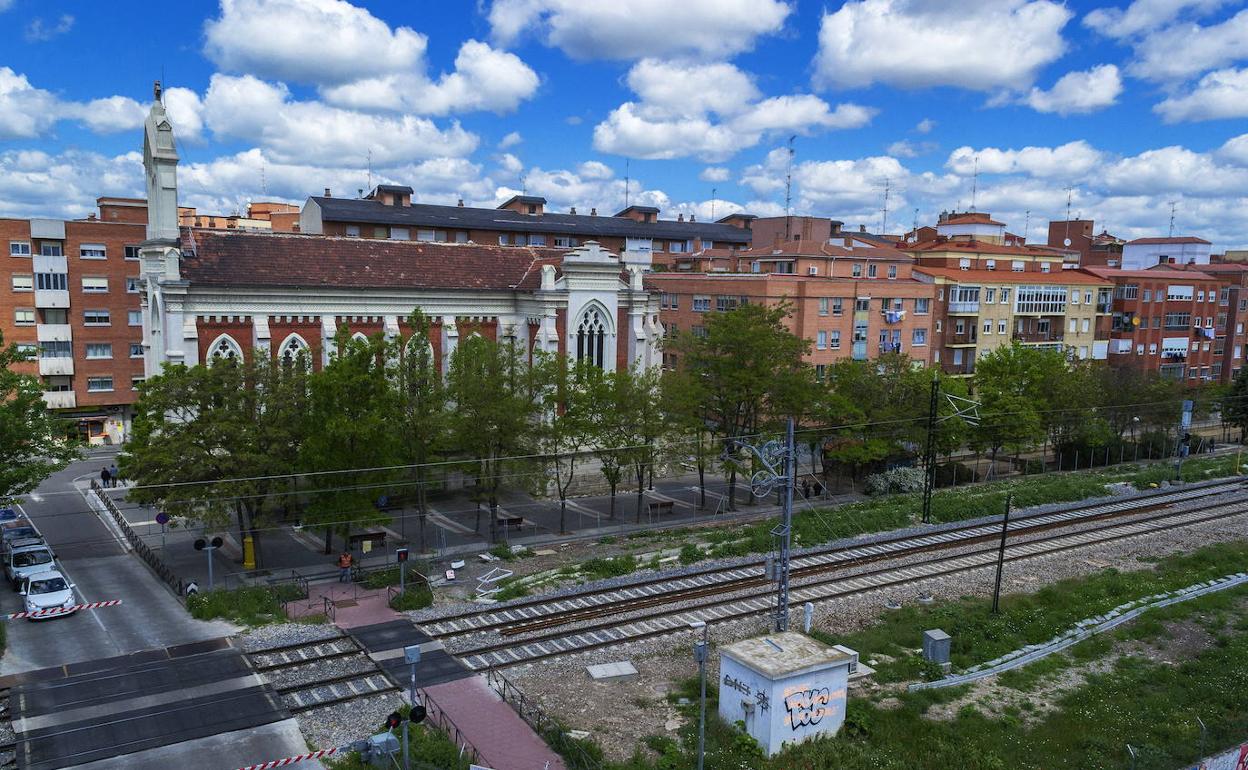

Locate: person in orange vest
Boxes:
[337,550,353,583]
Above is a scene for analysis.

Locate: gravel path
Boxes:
[297,692,405,751]
[236,622,344,653]
[267,655,380,690]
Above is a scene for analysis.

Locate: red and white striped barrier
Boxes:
[236,746,341,770]
[5,599,123,620]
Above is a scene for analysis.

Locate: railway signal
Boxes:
[193,536,223,590]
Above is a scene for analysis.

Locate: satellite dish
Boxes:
[1063,238,1072,247]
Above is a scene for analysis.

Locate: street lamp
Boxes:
[690,620,708,770]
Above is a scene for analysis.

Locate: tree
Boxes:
[395,310,448,552]
[659,368,717,510]
[299,330,401,554]
[534,354,595,534]
[445,335,540,543]
[122,353,308,567]
[0,333,78,499]
[1225,366,1248,440]
[672,303,811,509]
[971,343,1057,476]
[618,366,666,523]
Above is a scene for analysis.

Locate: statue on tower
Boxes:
[142,80,179,243]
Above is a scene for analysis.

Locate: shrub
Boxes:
[678,543,704,566]
[864,467,926,496]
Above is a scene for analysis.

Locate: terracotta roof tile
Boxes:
[1126,236,1211,246]
[914,267,1111,285]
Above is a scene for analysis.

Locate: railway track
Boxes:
[452,498,1248,671]
[248,636,363,671]
[277,672,399,713]
[0,688,14,770]
[421,480,1247,641]
[246,635,400,714]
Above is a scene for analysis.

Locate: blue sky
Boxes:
[2,0,1247,247]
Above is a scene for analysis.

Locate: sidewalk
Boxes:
[284,580,401,629]
[424,675,566,770]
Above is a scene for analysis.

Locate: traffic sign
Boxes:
[155,512,169,526]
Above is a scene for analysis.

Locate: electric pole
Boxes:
[921,378,939,524]
[732,419,796,631]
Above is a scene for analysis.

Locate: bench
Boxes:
[647,501,675,517]
[495,512,524,528]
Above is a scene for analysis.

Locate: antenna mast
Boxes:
[1023,209,1030,243]
[970,155,979,211]
[1168,200,1178,237]
[711,187,717,221]
[784,135,795,239]
[624,159,630,208]
[1063,185,1075,246]
[260,162,267,197]
[880,177,891,235]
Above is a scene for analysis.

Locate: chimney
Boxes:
[457,198,464,207]
[357,188,364,198]
[590,207,597,216]
[689,214,696,222]
[324,188,332,198]
[859,224,867,233]
[570,207,576,214]
[677,213,684,222]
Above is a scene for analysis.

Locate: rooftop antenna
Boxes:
[784,135,796,239]
[260,162,267,197]
[711,187,717,221]
[1168,200,1178,237]
[1023,210,1030,243]
[912,207,919,236]
[624,158,630,208]
[970,155,979,211]
[1063,185,1075,247]
[366,149,373,192]
[520,173,528,196]
[880,177,891,235]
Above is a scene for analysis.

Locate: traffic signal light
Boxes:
[396,548,409,563]
[385,711,404,730]
[411,703,427,724]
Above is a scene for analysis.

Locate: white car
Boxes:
[18,570,76,620]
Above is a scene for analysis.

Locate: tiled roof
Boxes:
[739,239,912,260]
[907,239,1068,257]
[181,229,570,291]
[914,267,1111,285]
[1126,236,1212,246]
[943,213,1005,226]
[1082,266,1219,281]
[309,197,752,244]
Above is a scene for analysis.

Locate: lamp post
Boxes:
[690,620,708,770]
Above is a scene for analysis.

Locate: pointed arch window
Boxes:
[209,334,242,363]
[277,334,310,368]
[575,305,608,369]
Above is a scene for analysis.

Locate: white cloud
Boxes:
[487,0,791,60]
[1025,64,1123,115]
[0,0,14,11]
[946,141,1105,179]
[202,74,478,166]
[65,96,147,134]
[594,60,873,161]
[1101,145,1248,196]
[0,149,143,220]
[576,161,613,180]
[915,118,935,134]
[1154,67,1248,122]
[1084,0,1228,38]
[499,131,522,149]
[700,166,731,182]
[0,68,61,139]
[1124,8,1248,81]
[24,14,73,42]
[1218,133,1248,166]
[320,40,539,116]
[204,0,426,84]
[886,140,937,158]
[814,0,1072,91]
[163,87,205,143]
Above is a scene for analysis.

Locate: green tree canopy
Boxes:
[0,332,78,499]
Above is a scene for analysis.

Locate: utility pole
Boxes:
[731,418,796,631]
[992,494,1012,614]
[624,159,630,208]
[921,379,939,525]
[710,187,717,221]
[690,620,708,770]
[970,155,979,211]
[784,135,796,240]
[1168,200,1179,237]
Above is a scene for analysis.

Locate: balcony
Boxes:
[36,324,72,343]
[881,309,906,324]
[948,301,980,314]
[949,331,978,346]
[1096,302,1113,314]
[879,343,903,354]
[1162,351,1188,361]
[42,390,75,409]
[1013,331,1065,344]
[944,361,976,376]
[38,358,73,377]
[34,289,69,309]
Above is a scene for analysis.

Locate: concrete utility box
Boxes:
[718,631,856,757]
[922,629,951,665]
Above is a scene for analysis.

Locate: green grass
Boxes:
[580,555,639,580]
[361,563,427,589]
[812,540,1248,682]
[325,705,473,770]
[187,583,304,626]
[388,583,433,611]
[995,653,1070,691]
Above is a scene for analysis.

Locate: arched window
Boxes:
[575,305,608,369]
[352,332,369,344]
[209,334,242,363]
[277,333,310,368]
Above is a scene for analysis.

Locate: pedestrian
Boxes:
[801,479,810,499]
[109,463,119,488]
[337,550,353,583]
[100,466,111,488]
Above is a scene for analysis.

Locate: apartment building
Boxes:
[1047,219,1125,268]
[904,211,1073,272]
[914,268,1113,376]
[648,272,937,377]
[1121,236,1213,270]
[0,212,146,443]
[736,238,920,280]
[96,197,300,233]
[1087,267,1238,384]
[298,186,752,269]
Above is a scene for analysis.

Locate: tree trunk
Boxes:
[323,526,332,555]
[635,466,645,524]
[559,496,567,534]
[698,461,706,509]
[608,483,617,519]
[474,501,481,534]
[727,466,738,511]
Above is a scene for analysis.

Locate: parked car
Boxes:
[0,507,19,523]
[18,569,76,620]
[1,520,42,554]
[7,543,55,588]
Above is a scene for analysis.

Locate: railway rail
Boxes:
[421,480,1246,641]
[246,635,400,715]
[450,495,1248,671]
[0,688,13,769]
[277,672,399,713]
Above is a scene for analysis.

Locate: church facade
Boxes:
[136,91,662,375]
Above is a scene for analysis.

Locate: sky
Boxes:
[1,0,1247,248]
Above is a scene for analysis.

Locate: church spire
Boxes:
[142,80,180,243]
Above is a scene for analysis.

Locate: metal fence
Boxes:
[89,480,185,599]
[420,690,482,765]
[486,667,603,770]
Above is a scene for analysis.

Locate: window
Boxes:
[1084,291,1093,305]
[998,320,1007,334]
[36,273,67,291]
[774,261,795,274]
[935,319,942,332]
[832,298,843,316]
[750,261,761,273]
[985,288,996,303]
[40,341,71,358]
[1040,263,1051,273]
[985,259,996,271]
[1136,344,1144,355]
[661,293,679,310]
[852,263,863,277]
[554,236,578,248]
[855,298,870,312]
[417,229,436,242]
[390,227,410,240]
[1011,260,1025,272]
[455,232,469,243]
[818,298,829,316]
[958,258,971,270]
[1069,318,1077,333]
[815,364,826,381]
[1149,343,1158,354]
[345,225,361,237]
[1000,288,1011,304]
[1197,290,1205,302]
[498,234,509,245]
[693,295,711,312]
[131,376,145,391]
[669,240,689,253]
[1153,316,1161,328]
[11,274,32,291]
[14,309,34,326]
[125,277,140,293]
[124,245,141,259]
[81,277,108,293]
[128,310,142,326]
[40,244,62,257]
[86,377,114,393]
[79,244,106,259]
[691,325,708,339]
[983,320,993,334]
[1163,312,1190,328]
[42,309,66,324]
[10,241,31,257]
[529,234,547,247]
[817,331,827,350]
[83,310,111,326]
[1166,285,1194,301]
[716,295,743,312]
[1014,285,1067,314]
[1069,289,1079,305]
[85,343,113,359]
[210,335,242,362]
[1081,319,1090,333]
[15,343,36,357]
[915,298,930,314]
[808,266,818,276]
[830,330,841,349]
[868,264,878,278]
[912,328,927,346]
[129,342,144,358]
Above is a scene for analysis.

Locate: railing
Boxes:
[323,595,335,623]
[421,690,482,764]
[948,301,980,314]
[1013,331,1064,343]
[487,667,602,769]
[90,480,185,599]
[949,331,978,345]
